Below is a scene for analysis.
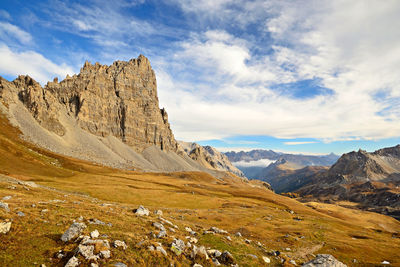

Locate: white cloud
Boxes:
[284,141,317,145]
[0,43,75,84]
[0,22,32,44]
[156,0,400,143]
[233,159,276,168]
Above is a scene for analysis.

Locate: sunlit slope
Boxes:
[0,112,399,266]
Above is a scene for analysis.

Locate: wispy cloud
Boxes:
[0,22,32,44]
[0,10,11,20]
[284,141,318,145]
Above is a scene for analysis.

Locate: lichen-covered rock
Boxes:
[302,254,347,267]
[61,222,87,242]
[170,239,186,255]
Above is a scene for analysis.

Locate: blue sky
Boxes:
[1,0,400,155]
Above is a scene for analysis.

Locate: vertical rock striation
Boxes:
[1,55,178,153]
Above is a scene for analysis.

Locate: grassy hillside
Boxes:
[0,112,400,266]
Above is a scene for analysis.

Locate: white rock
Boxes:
[65,256,79,267]
[209,226,228,234]
[262,256,270,263]
[156,245,167,256]
[157,230,167,238]
[0,221,11,234]
[153,222,165,231]
[134,205,149,216]
[100,250,111,259]
[114,240,128,250]
[191,245,209,260]
[18,181,38,188]
[82,238,110,249]
[77,244,95,260]
[2,196,11,200]
[90,229,99,238]
[382,261,390,265]
[303,254,347,267]
[154,210,163,216]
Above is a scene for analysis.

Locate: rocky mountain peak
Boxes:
[0,55,178,153]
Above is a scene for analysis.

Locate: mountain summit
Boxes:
[0,55,241,178]
[2,55,177,152]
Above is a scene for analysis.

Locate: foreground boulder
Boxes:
[65,256,79,267]
[134,205,150,216]
[302,254,347,267]
[61,222,87,242]
[0,221,11,234]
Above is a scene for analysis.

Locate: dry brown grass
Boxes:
[0,113,400,266]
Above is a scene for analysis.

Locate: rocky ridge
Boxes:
[179,141,245,178]
[298,145,400,220]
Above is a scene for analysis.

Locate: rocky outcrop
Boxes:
[0,55,177,153]
[179,141,245,178]
[303,254,347,267]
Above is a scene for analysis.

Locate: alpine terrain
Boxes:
[0,56,399,267]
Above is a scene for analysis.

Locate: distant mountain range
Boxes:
[227,146,400,220]
[225,150,339,189]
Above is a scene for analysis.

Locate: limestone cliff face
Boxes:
[0,75,67,136]
[0,55,178,153]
